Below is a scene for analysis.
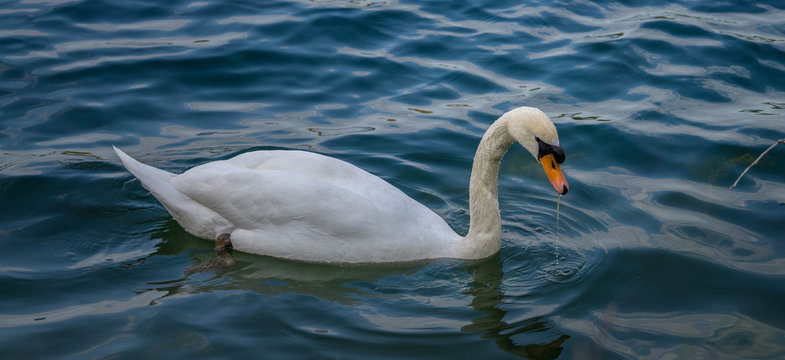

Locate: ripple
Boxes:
[8,32,248,63]
[0,291,165,328]
[75,20,191,32]
[218,15,302,25]
[0,30,47,38]
[556,310,785,359]
[186,101,267,112]
[2,0,785,358]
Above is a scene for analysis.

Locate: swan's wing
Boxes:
[224,150,409,208]
[171,159,402,239]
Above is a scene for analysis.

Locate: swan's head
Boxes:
[504,107,569,195]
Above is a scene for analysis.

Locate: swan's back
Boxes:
[224,150,412,211]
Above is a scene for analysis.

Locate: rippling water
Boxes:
[2,0,785,358]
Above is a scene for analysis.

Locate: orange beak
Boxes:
[540,154,569,195]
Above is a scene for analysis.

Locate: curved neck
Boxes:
[460,118,516,257]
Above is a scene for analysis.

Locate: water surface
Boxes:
[2,0,785,358]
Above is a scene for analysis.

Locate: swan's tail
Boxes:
[114,146,229,239]
[113,146,186,214]
[114,146,175,189]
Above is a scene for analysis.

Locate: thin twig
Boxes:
[730,138,785,189]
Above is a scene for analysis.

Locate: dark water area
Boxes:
[2,0,785,358]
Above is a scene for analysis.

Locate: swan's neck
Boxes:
[460,118,516,258]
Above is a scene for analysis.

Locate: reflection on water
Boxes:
[135,221,577,358]
[0,291,165,328]
[463,258,569,359]
[2,0,785,358]
[558,309,785,359]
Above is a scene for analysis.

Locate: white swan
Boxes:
[115,106,568,264]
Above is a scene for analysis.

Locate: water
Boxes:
[1,0,784,358]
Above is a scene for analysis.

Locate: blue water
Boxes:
[2,0,785,358]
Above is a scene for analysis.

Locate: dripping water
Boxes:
[554,193,561,263]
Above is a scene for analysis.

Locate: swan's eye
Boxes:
[535,137,566,164]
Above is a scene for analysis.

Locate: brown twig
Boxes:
[730,138,785,189]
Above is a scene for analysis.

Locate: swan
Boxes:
[114,106,568,264]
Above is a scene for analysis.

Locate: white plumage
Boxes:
[115,106,568,263]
